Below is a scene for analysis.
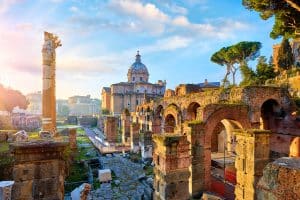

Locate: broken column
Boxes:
[130,122,140,152]
[234,130,270,200]
[69,128,77,150]
[42,31,61,135]
[121,112,131,144]
[104,116,118,143]
[10,141,68,199]
[153,133,191,200]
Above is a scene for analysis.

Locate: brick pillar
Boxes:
[153,134,191,200]
[234,130,270,200]
[10,141,68,200]
[69,128,77,150]
[104,116,118,143]
[185,122,210,196]
[121,114,131,144]
[130,122,140,152]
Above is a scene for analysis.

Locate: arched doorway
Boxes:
[187,102,200,121]
[261,99,281,130]
[164,114,176,133]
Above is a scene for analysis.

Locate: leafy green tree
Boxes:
[229,41,262,84]
[256,56,277,84]
[278,38,294,70]
[0,84,29,113]
[211,47,233,86]
[211,41,261,85]
[240,63,256,86]
[242,0,300,39]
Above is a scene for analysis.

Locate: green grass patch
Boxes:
[28,132,39,140]
[65,162,88,193]
[0,142,9,153]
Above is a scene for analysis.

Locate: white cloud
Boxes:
[70,6,78,12]
[109,0,169,23]
[140,36,192,53]
[0,0,22,14]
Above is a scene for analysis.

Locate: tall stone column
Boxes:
[42,32,61,134]
[121,113,130,144]
[234,130,270,200]
[153,134,191,200]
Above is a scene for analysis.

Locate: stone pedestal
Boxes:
[0,181,14,200]
[9,141,68,200]
[153,134,191,200]
[234,130,270,200]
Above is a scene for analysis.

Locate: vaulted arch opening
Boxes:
[261,99,281,130]
[164,114,176,133]
[187,102,200,121]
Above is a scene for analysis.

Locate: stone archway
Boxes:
[164,114,176,133]
[186,102,200,121]
[163,103,182,133]
[260,99,281,130]
[189,104,251,197]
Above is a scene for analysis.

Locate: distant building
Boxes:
[56,99,69,116]
[68,95,100,116]
[101,51,166,115]
[26,91,42,115]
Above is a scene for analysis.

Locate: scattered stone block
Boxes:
[0,181,14,200]
[71,183,91,200]
[98,169,112,182]
[14,130,28,142]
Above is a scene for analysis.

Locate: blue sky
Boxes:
[0,0,280,99]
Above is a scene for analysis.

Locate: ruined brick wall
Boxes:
[256,157,300,200]
[104,116,118,143]
[10,141,68,200]
[153,134,191,200]
[130,122,140,152]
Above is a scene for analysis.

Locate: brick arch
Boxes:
[203,104,251,140]
[186,102,201,121]
[164,103,182,132]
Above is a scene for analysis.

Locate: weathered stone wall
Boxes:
[10,141,68,200]
[256,157,300,200]
[140,131,153,160]
[153,134,190,200]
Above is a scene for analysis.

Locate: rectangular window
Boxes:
[132,77,135,81]
[140,77,142,81]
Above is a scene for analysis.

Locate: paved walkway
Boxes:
[91,154,153,200]
[85,128,130,154]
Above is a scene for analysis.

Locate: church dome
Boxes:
[127,51,149,83]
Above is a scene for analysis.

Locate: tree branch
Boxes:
[284,0,300,12]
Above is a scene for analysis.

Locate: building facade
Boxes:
[101,51,166,115]
[68,95,100,116]
[26,91,42,115]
